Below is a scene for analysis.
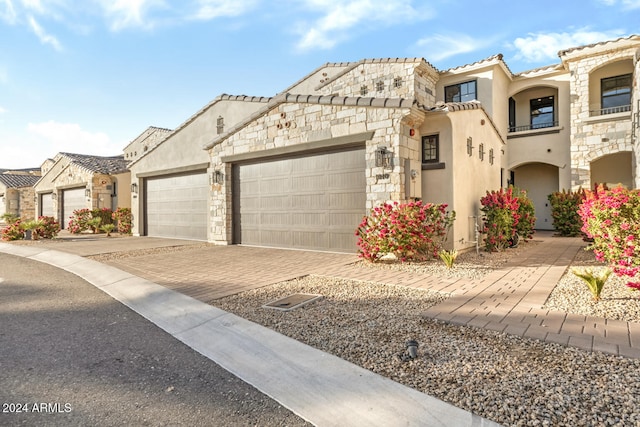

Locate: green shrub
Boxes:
[68,209,92,233]
[356,201,455,262]
[513,187,536,240]
[1,212,19,224]
[91,208,113,226]
[548,189,585,236]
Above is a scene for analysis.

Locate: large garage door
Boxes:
[233,148,366,252]
[40,193,54,217]
[62,188,86,229]
[145,171,208,240]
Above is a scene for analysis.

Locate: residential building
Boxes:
[34,153,129,229]
[0,168,41,222]
[128,35,640,253]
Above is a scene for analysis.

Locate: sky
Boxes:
[0,0,639,169]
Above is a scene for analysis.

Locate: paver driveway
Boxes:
[100,245,358,301]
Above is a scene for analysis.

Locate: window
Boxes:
[601,74,632,114]
[376,80,384,92]
[393,77,402,88]
[422,135,439,163]
[445,80,476,102]
[217,116,224,134]
[530,96,554,129]
[360,85,368,96]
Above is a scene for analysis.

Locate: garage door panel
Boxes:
[235,147,365,252]
[62,188,87,229]
[145,172,207,240]
[41,193,54,217]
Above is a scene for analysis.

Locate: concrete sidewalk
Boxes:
[0,241,499,427]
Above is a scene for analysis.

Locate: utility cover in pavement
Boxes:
[263,294,323,311]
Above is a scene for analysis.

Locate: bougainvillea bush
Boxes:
[34,216,60,239]
[480,187,535,252]
[579,185,640,290]
[68,208,93,234]
[356,201,455,262]
[548,189,586,237]
[1,219,23,241]
[112,207,133,235]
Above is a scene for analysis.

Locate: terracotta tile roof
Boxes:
[558,34,640,57]
[59,152,128,174]
[0,173,40,188]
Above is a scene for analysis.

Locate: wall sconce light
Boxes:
[466,137,474,156]
[409,128,415,137]
[479,143,485,161]
[85,188,91,198]
[51,193,57,201]
[489,148,494,165]
[130,183,138,194]
[211,170,225,185]
[375,146,392,168]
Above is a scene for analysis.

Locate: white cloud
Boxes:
[27,120,117,156]
[0,0,17,23]
[598,0,640,8]
[512,29,627,63]
[0,106,7,113]
[295,0,427,52]
[190,0,257,20]
[95,0,167,31]
[27,15,62,50]
[415,33,485,62]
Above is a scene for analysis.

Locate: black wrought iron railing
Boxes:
[508,121,559,133]
[590,104,632,116]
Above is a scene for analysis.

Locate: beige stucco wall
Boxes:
[590,151,633,188]
[420,108,502,251]
[128,97,268,236]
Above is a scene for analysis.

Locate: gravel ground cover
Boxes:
[215,241,640,427]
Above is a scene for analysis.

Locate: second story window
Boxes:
[376,81,384,92]
[445,80,476,103]
[422,135,439,163]
[360,85,369,96]
[530,96,555,129]
[217,116,224,134]
[601,74,632,114]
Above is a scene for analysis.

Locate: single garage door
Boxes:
[40,193,54,217]
[233,148,366,252]
[145,171,208,240]
[62,187,86,229]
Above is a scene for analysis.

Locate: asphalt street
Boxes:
[0,253,309,426]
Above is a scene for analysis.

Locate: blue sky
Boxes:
[0,0,638,169]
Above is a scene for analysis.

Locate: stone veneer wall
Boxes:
[319,61,438,108]
[208,100,423,244]
[567,47,637,189]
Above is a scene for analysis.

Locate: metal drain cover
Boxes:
[263,293,322,312]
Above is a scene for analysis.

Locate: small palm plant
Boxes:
[100,223,115,237]
[87,217,102,234]
[571,267,612,301]
[438,249,458,269]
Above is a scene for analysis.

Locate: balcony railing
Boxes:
[508,121,559,133]
[590,104,631,116]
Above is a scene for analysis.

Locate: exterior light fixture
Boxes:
[85,188,91,198]
[406,340,419,359]
[466,137,474,156]
[130,183,138,194]
[51,193,57,201]
[489,148,494,165]
[479,143,485,161]
[211,170,224,185]
[375,146,392,168]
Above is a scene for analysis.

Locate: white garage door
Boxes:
[145,171,208,240]
[233,148,366,252]
[62,188,87,229]
[40,193,54,217]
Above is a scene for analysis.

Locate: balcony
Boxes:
[508,121,559,133]
[589,104,631,116]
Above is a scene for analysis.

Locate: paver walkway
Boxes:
[12,231,640,358]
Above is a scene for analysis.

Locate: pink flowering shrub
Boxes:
[1,219,23,241]
[68,209,93,234]
[356,201,455,262]
[579,185,640,290]
[112,207,132,235]
[34,216,60,239]
[480,186,536,252]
